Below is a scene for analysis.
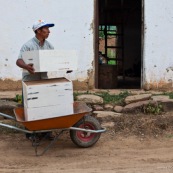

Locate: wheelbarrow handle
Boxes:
[0,112,16,120]
[0,123,54,134]
[0,123,32,133]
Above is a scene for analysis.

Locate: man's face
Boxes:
[37,26,50,39]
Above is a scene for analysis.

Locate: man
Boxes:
[16,20,55,140]
[16,19,54,81]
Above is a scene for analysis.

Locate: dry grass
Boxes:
[111,113,173,137]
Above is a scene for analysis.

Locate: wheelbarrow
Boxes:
[0,101,106,156]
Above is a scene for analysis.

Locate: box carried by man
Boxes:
[22,50,78,72]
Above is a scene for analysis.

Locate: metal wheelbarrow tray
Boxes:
[14,101,92,131]
[0,101,106,156]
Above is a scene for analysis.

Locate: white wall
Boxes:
[144,0,173,88]
[0,0,94,82]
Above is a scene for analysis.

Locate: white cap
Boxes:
[32,20,54,31]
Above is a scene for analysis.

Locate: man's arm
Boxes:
[17,44,35,74]
[16,59,35,74]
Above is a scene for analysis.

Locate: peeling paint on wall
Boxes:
[89,20,94,33]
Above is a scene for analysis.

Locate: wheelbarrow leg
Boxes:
[34,130,65,156]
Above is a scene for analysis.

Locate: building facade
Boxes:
[0,0,173,90]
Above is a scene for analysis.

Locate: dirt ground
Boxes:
[1,130,173,173]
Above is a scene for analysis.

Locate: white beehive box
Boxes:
[23,78,74,121]
[22,50,78,72]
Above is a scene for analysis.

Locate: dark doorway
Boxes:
[96,0,142,89]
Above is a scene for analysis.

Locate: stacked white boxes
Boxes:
[22,50,77,121]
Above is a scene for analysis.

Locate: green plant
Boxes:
[165,134,173,138]
[143,102,163,115]
[163,92,173,99]
[108,60,116,65]
[14,94,22,104]
[73,91,130,105]
[99,31,105,38]
[95,91,130,105]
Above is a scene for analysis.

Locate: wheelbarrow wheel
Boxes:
[70,115,101,148]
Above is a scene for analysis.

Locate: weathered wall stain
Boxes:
[143,81,173,91]
[0,79,22,91]
[0,79,94,91]
[89,20,94,33]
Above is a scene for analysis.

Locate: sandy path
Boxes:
[0,131,173,173]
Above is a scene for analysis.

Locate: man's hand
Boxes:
[26,63,35,74]
[16,59,35,74]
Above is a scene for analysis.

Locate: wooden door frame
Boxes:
[94,0,144,89]
[141,0,144,88]
[94,0,99,88]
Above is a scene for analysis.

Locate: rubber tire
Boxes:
[70,115,101,148]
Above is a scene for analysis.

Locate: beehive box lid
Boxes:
[24,78,70,86]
